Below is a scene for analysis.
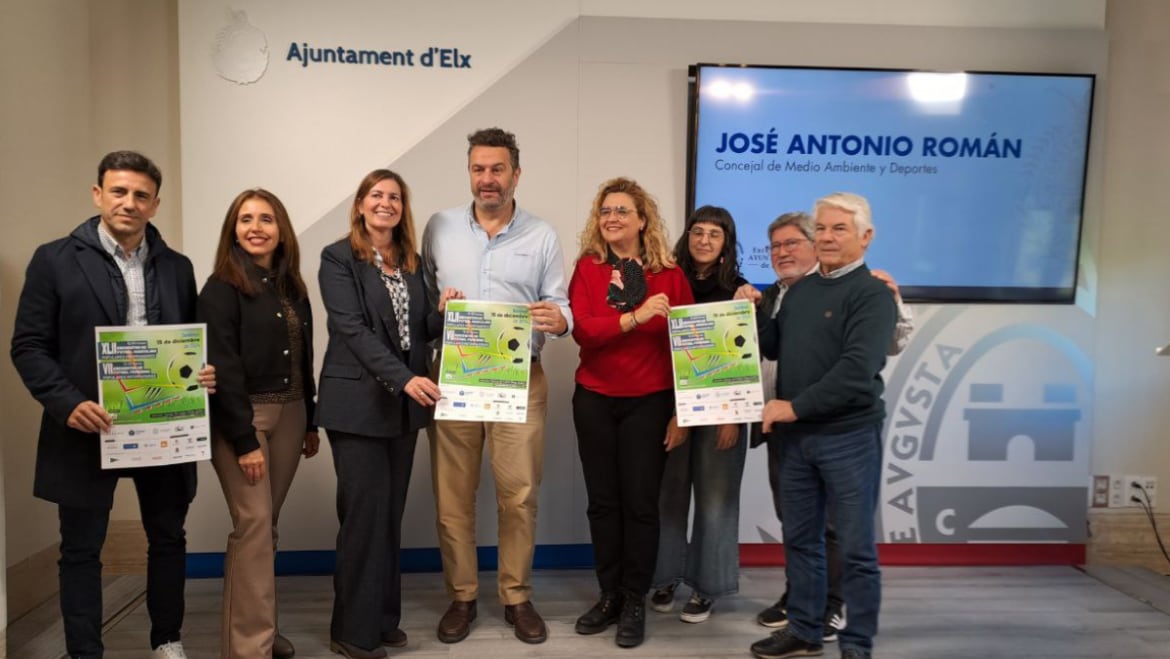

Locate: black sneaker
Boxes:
[575,591,622,635]
[757,597,789,628]
[650,583,676,613]
[679,593,714,623]
[750,628,824,659]
[822,605,846,643]
[615,591,646,649]
[840,648,870,659]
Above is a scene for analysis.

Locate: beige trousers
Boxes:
[211,401,306,659]
[428,362,547,605]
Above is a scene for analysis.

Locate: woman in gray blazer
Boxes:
[316,169,443,659]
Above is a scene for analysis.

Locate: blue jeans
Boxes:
[780,424,882,654]
[652,423,748,598]
[767,432,843,610]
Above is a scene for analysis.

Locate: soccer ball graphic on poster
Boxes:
[727,321,753,360]
[496,326,529,364]
[167,351,202,392]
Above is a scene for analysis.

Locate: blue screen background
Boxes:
[691,66,1094,300]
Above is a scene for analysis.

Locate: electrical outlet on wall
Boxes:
[1125,474,1157,509]
[1091,474,1110,508]
[1109,474,1128,508]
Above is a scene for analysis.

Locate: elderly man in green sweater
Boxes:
[751,192,896,659]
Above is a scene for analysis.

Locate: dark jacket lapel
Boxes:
[74,243,119,325]
[358,257,402,350]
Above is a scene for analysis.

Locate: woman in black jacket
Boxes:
[198,188,318,659]
[316,169,443,659]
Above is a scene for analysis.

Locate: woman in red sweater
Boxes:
[569,177,694,649]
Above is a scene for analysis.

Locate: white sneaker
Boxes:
[823,606,847,643]
[151,641,188,659]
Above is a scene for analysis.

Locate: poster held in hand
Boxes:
[435,300,532,422]
[95,323,211,469]
[669,299,765,427]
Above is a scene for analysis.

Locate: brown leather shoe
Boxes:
[437,599,477,643]
[504,600,549,644]
[381,628,408,648]
[273,633,295,659]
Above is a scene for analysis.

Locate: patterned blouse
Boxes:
[374,250,411,351]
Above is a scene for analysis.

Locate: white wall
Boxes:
[1,0,95,575]
[580,0,1104,28]
[1,0,182,618]
[176,0,1112,553]
[1092,1,1170,479]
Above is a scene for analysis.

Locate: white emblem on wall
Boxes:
[212,9,268,84]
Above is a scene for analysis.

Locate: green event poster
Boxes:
[95,324,210,468]
[668,299,765,427]
[434,300,532,422]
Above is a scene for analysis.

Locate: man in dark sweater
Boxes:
[750,193,896,659]
[753,211,914,643]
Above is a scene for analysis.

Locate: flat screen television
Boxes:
[686,64,1095,303]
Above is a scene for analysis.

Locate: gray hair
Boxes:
[813,192,873,236]
[766,211,814,242]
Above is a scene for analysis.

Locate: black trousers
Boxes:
[573,385,674,595]
[59,466,189,659]
[327,428,417,650]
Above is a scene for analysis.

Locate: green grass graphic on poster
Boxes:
[669,300,760,391]
[439,300,531,390]
[97,326,206,422]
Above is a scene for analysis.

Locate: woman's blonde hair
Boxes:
[577,177,675,272]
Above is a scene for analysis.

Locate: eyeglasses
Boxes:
[770,238,810,252]
[599,206,635,219]
[688,227,725,241]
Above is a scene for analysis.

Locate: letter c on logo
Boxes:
[935,508,956,536]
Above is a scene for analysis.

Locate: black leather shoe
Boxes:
[329,639,386,659]
[750,628,824,659]
[615,591,646,648]
[436,599,477,643]
[575,591,622,634]
[381,628,408,648]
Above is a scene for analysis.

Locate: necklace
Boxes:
[374,247,398,274]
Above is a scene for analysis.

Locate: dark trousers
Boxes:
[573,385,674,595]
[328,429,417,650]
[767,432,843,609]
[59,466,189,659]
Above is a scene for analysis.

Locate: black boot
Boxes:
[575,591,622,634]
[615,590,646,648]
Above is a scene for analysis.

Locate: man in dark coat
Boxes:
[11,150,213,659]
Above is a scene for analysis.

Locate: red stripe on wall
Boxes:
[740,543,1085,566]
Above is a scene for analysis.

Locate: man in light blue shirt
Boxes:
[421,127,571,646]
